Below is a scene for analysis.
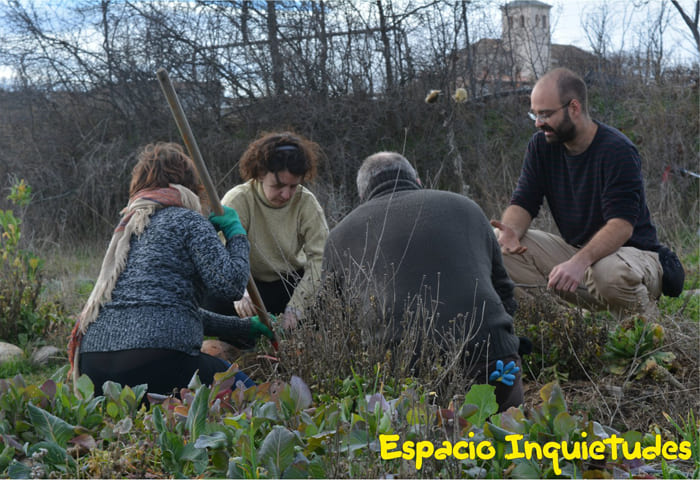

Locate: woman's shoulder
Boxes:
[151,207,207,230]
[297,185,322,203]
[295,186,327,225]
[222,181,254,204]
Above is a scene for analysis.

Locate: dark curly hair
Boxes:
[129,142,204,198]
[239,131,320,181]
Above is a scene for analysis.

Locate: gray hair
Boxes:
[356,151,417,202]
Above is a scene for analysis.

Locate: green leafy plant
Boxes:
[604,315,677,379]
[0,179,51,346]
[664,410,700,478]
[0,356,33,379]
[0,366,693,479]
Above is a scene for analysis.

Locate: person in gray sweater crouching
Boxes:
[68,142,273,396]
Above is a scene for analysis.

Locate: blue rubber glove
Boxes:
[489,359,520,386]
[249,314,276,341]
[209,206,246,238]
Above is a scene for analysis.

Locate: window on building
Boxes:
[542,15,547,28]
[520,15,525,27]
[536,16,540,26]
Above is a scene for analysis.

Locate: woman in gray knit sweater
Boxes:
[68,142,272,395]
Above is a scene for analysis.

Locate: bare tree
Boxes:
[671,0,700,55]
[582,2,613,68]
[266,1,285,96]
[646,0,673,82]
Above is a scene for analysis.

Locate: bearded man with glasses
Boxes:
[491,67,684,317]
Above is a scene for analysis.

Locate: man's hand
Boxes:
[490,219,527,254]
[547,257,588,292]
[235,290,256,317]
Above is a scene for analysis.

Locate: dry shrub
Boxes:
[514,289,609,382]
[276,279,491,402]
[515,288,700,435]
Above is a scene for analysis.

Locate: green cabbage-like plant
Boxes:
[604,316,677,380]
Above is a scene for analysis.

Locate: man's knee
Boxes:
[587,264,652,312]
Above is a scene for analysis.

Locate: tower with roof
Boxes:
[501,0,552,81]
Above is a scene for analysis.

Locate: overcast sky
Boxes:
[0,0,697,84]
[545,0,698,64]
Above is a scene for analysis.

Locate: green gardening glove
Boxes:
[209,206,246,238]
[249,314,276,341]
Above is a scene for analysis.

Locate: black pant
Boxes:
[80,348,229,396]
[202,270,303,316]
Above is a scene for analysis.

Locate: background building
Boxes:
[501,0,552,82]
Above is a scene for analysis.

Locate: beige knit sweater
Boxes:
[221,180,328,313]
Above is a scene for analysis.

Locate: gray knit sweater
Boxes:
[80,207,251,356]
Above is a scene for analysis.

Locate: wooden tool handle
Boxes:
[156,68,277,347]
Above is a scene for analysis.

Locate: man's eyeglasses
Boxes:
[528,100,571,122]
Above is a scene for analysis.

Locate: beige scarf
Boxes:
[67,184,201,390]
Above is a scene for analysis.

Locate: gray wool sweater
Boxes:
[80,207,251,356]
[323,176,520,363]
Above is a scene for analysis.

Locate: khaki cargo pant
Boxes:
[501,229,663,314]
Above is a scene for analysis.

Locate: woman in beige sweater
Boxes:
[218,131,329,329]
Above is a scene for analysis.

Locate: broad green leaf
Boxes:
[159,431,186,477]
[223,413,247,428]
[351,412,366,426]
[498,407,528,435]
[114,417,133,435]
[653,351,676,366]
[29,440,76,471]
[306,430,336,453]
[106,402,119,419]
[511,459,542,479]
[299,410,316,434]
[186,385,210,440]
[194,431,228,449]
[227,457,252,479]
[307,456,328,479]
[132,384,149,405]
[378,410,392,434]
[152,406,166,433]
[289,375,312,411]
[27,403,75,447]
[187,370,203,390]
[76,374,94,400]
[342,426,370,453]
[587,420,614,440]
[282,452,311,479]
[539,382,567,420]
[259,400,281,421]
[119,385,138,413]
[484,421,515,443]
[406,408,427,426]
[0,444,14,472]
[50,364,70,383]
[463,384,498,427]
[458,403,479,419]
[102,381,122,402]
[210,450,229,472]
[180,443,209,475]
[552,412,577,440]
[258,425,298,477]
[7,459,31,479]
[622,430,643,445]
